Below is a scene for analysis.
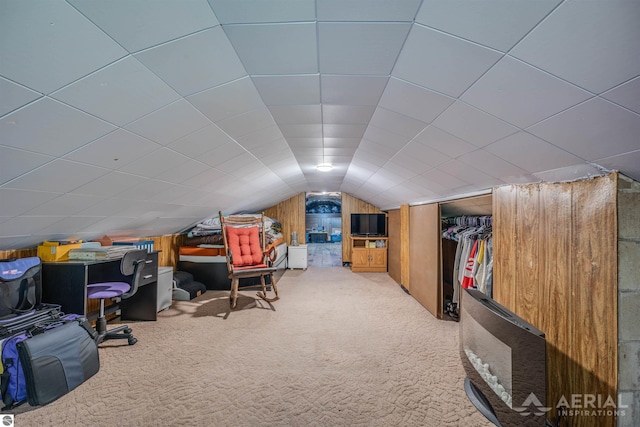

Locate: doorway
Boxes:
[305,192,342,267]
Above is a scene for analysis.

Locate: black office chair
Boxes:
[86,249,147,345]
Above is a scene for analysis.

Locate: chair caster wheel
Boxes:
[124,328,132,334]
[128,337,137,345]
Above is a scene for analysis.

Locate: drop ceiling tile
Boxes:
[181,168,228,189]
[369,108,428,140]
[602,76,640,115]
[362,125,410,151]
[317,0,420,21]
[413,125,477,158]
[215,107,276,139]
[155,158,210,184]
[354,145,391,167]
[118,147,189,178]
[79,215,138,234]
[285,138,322,148]
[323,124,367,139]
[208,0,315,24]
[321,75,388,105]
[322,105,376,125]
[432,101,519,147]
[396,140,450,170]
[198,142,246,167]
[52,57,181,126]
[384,157,422,180]
[367,169,406,191]
[168,124,235,157]
[217,153,262,174]
[108,179,169,202]
[462,56,592,128]
[318,22,411,75]
[253,75,320,106]
[596,150,640,184]
[126,99,211,146]
[0,216,68,238]
[63,129,160,169]
[0,146,53,185]
[224,23,317,74]
[0,188,60,217]
[510,0,640,93]
[324,147,357,157]
[24,193,102,216]
[411,169,466,194]
[379,78,454,124]
[438,159,504,189]
[246,137,289,158]
[291,146,323,157]
[0,1,127,94]
[528,98,640,161]
[457,149,528,179]
[236,125,285,150]
[393,25,503,98]
[187,77,264,122]
[0,98,116,156]
[3,159,109,193]
[71,172,146,197]
[69,0,219,53]
[46,216,106,235]
[0,77,41,118]
[134,27,246,96]
[269,105,321,124]
[416,0,561,52]
[323,138,361,148]
[485,131,584,174]
[279,124,322,138]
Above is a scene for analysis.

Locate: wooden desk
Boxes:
[41,251,159,322]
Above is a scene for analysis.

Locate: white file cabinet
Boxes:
[288,245,308,270]
[157,267,174,312]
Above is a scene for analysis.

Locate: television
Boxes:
[460,289,547,427]
[350,213,386,237]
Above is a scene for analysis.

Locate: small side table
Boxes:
[288,244,308,270]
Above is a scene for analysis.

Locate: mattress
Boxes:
[179,242,288,269]
[177,242,288,290]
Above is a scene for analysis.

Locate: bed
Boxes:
[177,214,287,290]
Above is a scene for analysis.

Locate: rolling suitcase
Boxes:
[17,316,99,407]
[1,315,99,409]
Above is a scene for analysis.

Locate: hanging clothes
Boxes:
[442,215,494,313]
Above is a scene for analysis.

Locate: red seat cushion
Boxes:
[226,225,262,267]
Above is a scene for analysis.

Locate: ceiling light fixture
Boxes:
[316,163,333,172]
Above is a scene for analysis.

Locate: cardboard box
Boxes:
[37,241,83,261]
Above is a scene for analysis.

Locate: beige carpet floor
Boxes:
[10,267,492,427]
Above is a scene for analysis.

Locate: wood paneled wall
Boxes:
[408,203,441,318]
[387,209,401,284]
[0,247,36,260]
[341,193,383,264]
[493,173,618,427]
[263,192,306,246]
[387,204,410,290]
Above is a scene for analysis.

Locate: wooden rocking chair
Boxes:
[219,211,280,308]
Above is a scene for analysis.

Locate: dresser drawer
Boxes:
[140,252,158,285]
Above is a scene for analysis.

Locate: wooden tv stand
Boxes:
[351,236,388,272]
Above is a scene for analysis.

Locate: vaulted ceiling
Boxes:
[1,0,639,249]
